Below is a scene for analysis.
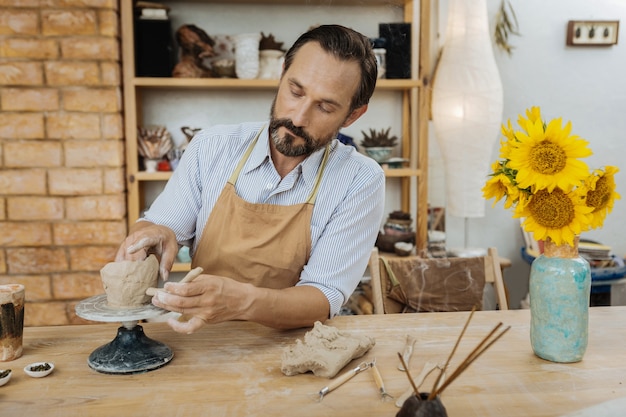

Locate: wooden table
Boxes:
[2,307,625,417]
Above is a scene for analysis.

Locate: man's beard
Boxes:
[269,102,337,157]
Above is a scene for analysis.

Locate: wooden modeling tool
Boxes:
[318,361,370,401]
[370,358,393,401]
[398,334,416,371]
[145,266,204,296]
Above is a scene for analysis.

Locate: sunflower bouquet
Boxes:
[483,106,620,247]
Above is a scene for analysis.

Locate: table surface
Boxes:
[1,307,625,417]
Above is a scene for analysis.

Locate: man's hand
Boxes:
[115,221,178,281]
[151,274,253,333]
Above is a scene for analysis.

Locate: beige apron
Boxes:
[191,128,330,289]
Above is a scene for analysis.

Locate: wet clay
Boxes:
[101,255,159,308]
[281,321,375,378]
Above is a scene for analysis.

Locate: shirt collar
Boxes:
[245,125,335,183]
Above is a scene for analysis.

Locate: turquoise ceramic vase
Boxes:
[529,237,591,363]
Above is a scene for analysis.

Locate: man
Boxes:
[116,24,385,333]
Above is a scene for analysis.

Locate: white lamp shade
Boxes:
[432,0,503,218]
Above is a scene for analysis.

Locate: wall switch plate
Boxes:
[567,20,619,46]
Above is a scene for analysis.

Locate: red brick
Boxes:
[100,61,120,86]
[0,9,38,35]
[0,274,52,301]
[1,88,59,111]
[42,10,97,36]
[104,167,125,193]
[60,37,119,60]
[53,220,126,245]
[4,141,62,168]
[0,222,52,246]
[7,247,68,274]
[24,301,69,326]
[51,272,103,299]
[40,0,118,8]
[63,88,120,112]
[0,250,5,274]
[0,62,43,85]
[98,9,118,37]
[46,113,100,140]
[65,140,123,167]
[49,168,103,195]
[0,113,44,138]
[7,197,64,220]
[0,0,40,6]
[69,245,116,271]
[66,194,125,220]
[102,113,122,139]
[0,169,46,195]
[0,38,59,59]
[45,61,100,86]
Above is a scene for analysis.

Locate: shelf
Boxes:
[133,171,172,181]
[122,0,432,251]
[161,0,407,6]
[132,168,422,183]
[382,168,422,177]
[134,77,421,91]
[171,262,191,272]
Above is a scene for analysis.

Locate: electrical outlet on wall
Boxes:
[567,20,619,46]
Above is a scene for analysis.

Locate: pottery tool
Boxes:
[370,358,393,401]
[395,360,439,408]
[318,361,370,401]
[145,266,204,296]
[398,334,416,371]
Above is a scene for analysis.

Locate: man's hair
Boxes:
[283,24,378,113]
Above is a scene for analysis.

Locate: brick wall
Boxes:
[0,0,126,326]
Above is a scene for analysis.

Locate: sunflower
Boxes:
[507,117,592,192]
[485,106,618,247]
[582,166,621,229]
[515,187,593,246]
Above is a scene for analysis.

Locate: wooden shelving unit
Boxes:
[120,0,432,269]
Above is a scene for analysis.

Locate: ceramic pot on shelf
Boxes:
[234,33,261,79]
[258,49,284,79]
[529,236,591,363]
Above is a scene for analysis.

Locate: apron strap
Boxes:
[228,124,331,205]
[305,143,331,204]
[228,126,265,185]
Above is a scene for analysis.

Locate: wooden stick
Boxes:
[145,266,203,296]
[431,324,511,398]
[429,307,476,399]
[397,352,419,397]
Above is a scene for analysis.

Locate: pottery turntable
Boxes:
[75,294,173,375]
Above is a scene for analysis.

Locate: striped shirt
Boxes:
[143,121,386,317]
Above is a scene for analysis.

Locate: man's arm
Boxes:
[151,275,329,332]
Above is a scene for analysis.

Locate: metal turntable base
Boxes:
[75,294,173,375]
